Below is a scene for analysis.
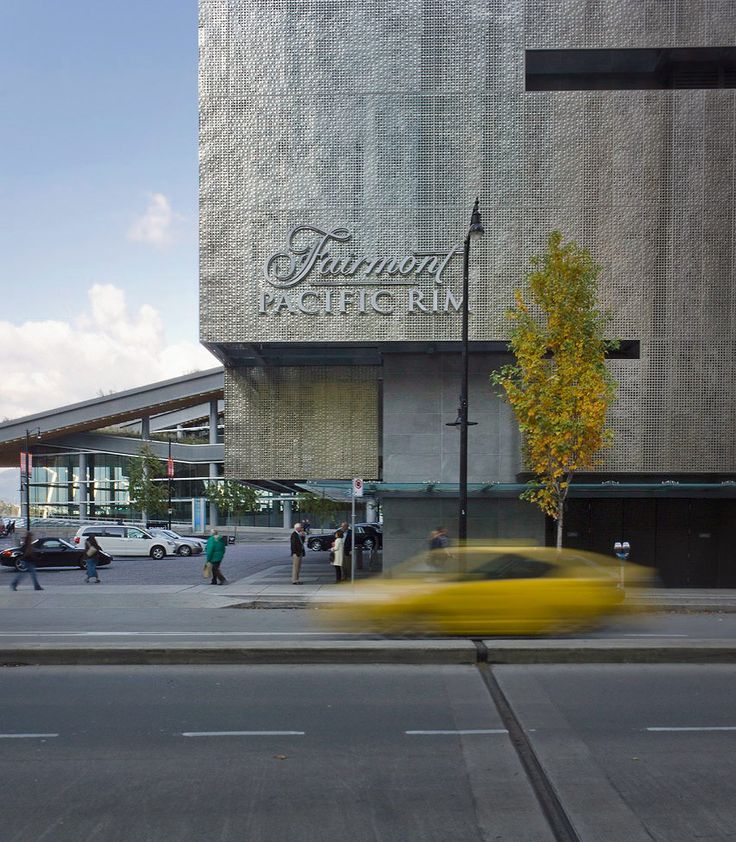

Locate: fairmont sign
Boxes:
[258,225,464,316]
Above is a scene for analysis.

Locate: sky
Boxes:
[0,1,213,501]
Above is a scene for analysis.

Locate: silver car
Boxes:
[149,528,205,557]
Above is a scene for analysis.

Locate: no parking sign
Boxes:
[352,478,364,497]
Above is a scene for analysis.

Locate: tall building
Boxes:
[199,0,736,582]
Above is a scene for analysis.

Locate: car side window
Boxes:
[104,527,125,538]
[464,555,555,581]
[42,539,63,549]
[126,528,146,539]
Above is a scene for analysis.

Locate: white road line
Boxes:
[646,726,736,732]
[0,733,58,739]
[182,731,305,737]
[405,729,508,735]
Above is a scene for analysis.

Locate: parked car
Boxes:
[149,528,205,557]
[307,524,382,552]
[73,525,175,559]
[1,537,112,572]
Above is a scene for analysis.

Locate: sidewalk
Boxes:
[2,554,736,612]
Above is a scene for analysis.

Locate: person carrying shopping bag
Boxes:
[84,534,102,583]
[206,529,227,585]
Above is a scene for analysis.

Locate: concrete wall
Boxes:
[382,353,521,484]
[381,496,545,567]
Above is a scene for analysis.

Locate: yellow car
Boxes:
[325,544,649,636]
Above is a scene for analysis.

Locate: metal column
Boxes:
[208,399,220,527]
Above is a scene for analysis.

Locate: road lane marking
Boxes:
[646,726,736,732]
[405,729,508,735]
[182,731,305,737]
[0,733,58,739]
[622,634,689,638]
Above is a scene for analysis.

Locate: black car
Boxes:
[306,524,382,552]
[0,537,113,572]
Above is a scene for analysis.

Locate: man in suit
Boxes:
[339,521,352,582]
[290,522,306,584]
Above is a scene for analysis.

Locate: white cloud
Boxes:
[127,192,181,247]
[0,284,216,420]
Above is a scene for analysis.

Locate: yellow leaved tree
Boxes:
[491,231,618,548]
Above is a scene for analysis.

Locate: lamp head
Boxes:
[469,197,484,239]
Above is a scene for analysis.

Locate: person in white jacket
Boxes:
[331,530,345,583]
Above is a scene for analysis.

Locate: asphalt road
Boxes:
[2,605,736,645]
[3,664,736,841]
[0,539,290,586]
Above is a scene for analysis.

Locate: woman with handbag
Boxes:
[331,529,345,583]
[84,534,102,583]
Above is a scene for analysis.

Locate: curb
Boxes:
[3,641,736,666]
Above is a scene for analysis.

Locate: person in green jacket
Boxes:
[206,529,227,585]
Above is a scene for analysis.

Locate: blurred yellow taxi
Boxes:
[325,544,650,636]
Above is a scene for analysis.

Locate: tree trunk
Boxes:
[556,497,564,549]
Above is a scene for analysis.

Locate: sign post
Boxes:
[351,479,363,587]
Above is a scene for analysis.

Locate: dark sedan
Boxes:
[306,525,382,552]
[1,538,113,572]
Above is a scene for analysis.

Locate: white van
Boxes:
[73,525,175,559]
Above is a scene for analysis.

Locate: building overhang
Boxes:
[204,341,640,367]
[0,367,224,467]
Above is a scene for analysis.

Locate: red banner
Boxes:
[167,456,174,478]
[19,452,32,476]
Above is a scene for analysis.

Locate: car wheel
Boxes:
[14,558,27,572]
[363,538,375,551]
[178,545,193,557]
[150,546,166,560]
[308,539,322,551]
[78,558,87,570]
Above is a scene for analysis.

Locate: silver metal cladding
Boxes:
[200,0,736,473]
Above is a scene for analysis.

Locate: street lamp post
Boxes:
[447,198,484,543]
[167,438,173,530]
[23,427,41,531]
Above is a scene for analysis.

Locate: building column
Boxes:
[141,416,150,440]
[78,452,88,521]
[366,499,378,523]
[282,499,292,529]
[208,400,220,527]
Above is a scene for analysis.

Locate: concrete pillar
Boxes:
[366,499,378,523]
[208,399,220,527]
[141,416,150,440]
[78,452,88,521]
[209,400,219,445]
[282,499,292,529]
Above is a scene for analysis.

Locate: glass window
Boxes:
[105,527,125,537]
[126,528,146,539]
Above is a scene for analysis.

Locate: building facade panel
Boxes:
[225,366,380,480]
[201,0,736,481]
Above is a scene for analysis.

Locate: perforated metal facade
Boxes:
[225,366,380,480]
[200,0,736,475]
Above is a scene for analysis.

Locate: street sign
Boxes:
[167,456,174,478]
[19,452,32,476]
[352,478,364,497]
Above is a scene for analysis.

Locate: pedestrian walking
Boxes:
[330,529,345,583]
[428,526,450,569]
[206,529,227,585]
[340,521,353,581]
[84,534,102,583]
[290,522,305,584]
[10,532,43,591]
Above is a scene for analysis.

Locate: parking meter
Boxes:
[613,541,630,587]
